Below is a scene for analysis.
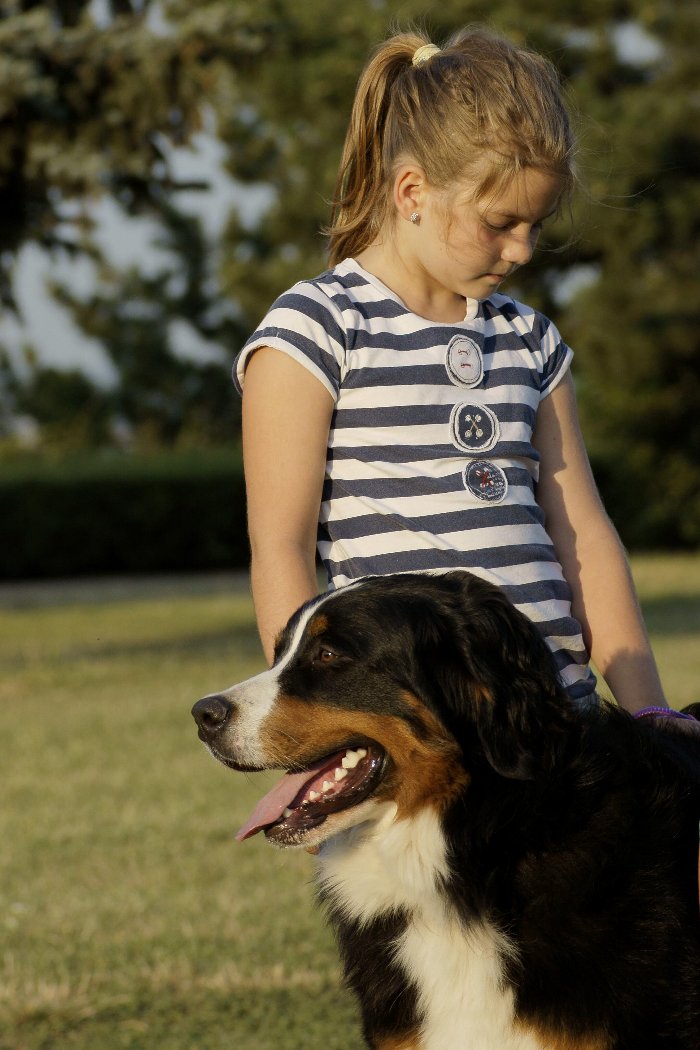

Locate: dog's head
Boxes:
[192,572,577,849]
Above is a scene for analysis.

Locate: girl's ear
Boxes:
[393,162,427,222]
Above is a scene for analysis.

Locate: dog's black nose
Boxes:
[191,695,232,734]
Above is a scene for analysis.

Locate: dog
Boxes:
[192,571,700,1050]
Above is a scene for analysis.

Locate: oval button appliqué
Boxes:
[463,460,508,503]
[450,402,500,454]
[445,335,483,389]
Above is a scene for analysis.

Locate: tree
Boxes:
[557,3,700,546]
[0,0,273,446]
[1,0,698,544]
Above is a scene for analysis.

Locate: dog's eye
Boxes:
[312,646,342,667]
[310,642,349,668]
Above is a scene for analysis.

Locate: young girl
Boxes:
[234,26,695,723]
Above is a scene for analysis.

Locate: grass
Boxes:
[1,553,698,1049]
[0,576,359,1050]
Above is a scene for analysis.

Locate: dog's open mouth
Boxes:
[236,743,385,845]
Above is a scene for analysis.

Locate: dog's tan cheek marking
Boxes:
[372,1031,423,1050]
[389,691,470,817]
[515,1021,611,1050]
[260,694,469,820]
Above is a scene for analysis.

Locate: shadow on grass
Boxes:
[69,626,263,662]
[0,626,263,674]
[3,983,362,1050]
[0,572,251,610]
[640,594,700,636]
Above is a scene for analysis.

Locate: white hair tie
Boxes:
[412,44,441,67]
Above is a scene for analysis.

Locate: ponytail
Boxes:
[327,32,427,266]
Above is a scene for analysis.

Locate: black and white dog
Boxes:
[192,571,700,1050]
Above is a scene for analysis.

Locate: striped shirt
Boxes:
[235,258,596,699]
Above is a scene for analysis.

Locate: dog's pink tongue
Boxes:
[235,760,328,842]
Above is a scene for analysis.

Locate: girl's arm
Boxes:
[242,347,334,664]
[533,372,667,713]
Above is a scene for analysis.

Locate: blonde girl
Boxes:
[235,27,696,725]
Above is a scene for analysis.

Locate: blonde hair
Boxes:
[327,27,576,265]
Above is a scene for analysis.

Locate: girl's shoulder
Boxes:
[486,291,556,335]
[266,258,377,320]
[486,293,572,392]
[277,258,414,335]
[292,256,369,294]
[235,261,372,397]
[487,292,569,347]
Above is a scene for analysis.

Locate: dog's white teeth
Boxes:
[283,808,293,818]
[308,790,319,801]
[335,767,348,782]
[322,780,333,793]
[342,748,367,770]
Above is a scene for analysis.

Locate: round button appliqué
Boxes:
[463,460,508,503]
[445,335,483,388]
[450,402,500,454]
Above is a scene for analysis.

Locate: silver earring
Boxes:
[409,211,419,224]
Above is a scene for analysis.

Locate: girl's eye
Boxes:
[483,219,545,235]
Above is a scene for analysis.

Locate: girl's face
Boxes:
[416,167,562,307]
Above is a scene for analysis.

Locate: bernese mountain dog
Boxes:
[192,571,700,1050]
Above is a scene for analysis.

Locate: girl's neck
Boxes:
[355,243,471,324]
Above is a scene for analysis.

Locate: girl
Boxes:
[234,26,695,724]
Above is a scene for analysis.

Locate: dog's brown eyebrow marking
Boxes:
[305,613,329,640]
[261,692,469,821]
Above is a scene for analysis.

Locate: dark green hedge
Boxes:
[0,447,694,581]
[0,450,249,579]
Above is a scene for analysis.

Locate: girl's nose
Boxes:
[501,231,537,267]
[500,220,543,267]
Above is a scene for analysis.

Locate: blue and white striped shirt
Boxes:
[235,258,595,699]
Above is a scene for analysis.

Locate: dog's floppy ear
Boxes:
[431,573,576,780]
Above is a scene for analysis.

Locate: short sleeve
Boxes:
[233,280,347,400]
[538,315,573,397]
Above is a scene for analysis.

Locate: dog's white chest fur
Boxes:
[397,915,543,1049]
[319,806,543,1050]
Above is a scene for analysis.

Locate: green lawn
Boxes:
[1,555,698,1050]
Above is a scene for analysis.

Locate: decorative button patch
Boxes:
[445,335,483,388]
[463,460,508,503]
[450,402,499,454]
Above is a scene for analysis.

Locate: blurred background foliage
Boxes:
[0,0,698,561]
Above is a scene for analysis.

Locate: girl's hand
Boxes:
[634,706,700,738]
[669,719,700,737]
[659,716,700,737]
